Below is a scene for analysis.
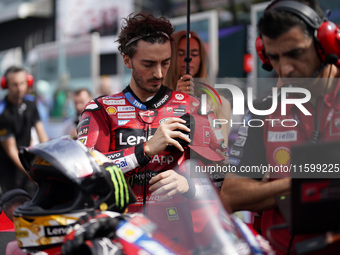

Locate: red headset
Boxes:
[256,0,340,71]
[1,73,34,89]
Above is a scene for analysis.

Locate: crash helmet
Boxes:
[13,136,130,251]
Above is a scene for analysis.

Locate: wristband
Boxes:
[143,143,151,159]
[135,142,151,167]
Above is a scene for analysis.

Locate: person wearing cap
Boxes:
[220,0,340,254]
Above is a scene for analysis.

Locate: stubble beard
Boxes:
[131,68,162,95]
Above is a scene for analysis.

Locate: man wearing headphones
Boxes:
[221,0,340,254]
[0,66,49,196]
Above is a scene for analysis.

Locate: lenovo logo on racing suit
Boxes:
[119,133,150,146]
[153,95,169,108]
[116,129,156,148]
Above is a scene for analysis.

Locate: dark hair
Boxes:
[258,0,324,39]
[117,13,174,58]
[3,66,27,80]
[74,88,91,97]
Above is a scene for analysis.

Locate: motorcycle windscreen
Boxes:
[139,159,262,255]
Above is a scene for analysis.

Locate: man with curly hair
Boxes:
[77,13,199,247]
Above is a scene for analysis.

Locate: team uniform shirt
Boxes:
[229,82,340,254]
[0,97,40,193]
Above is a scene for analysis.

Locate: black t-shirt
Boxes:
[0,96,40,166]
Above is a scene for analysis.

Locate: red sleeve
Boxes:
[77,100,150,174]
[77,109,111,152]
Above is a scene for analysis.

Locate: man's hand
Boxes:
[149,170,189,201]
[176,74,195,95]
[144,118,190,156]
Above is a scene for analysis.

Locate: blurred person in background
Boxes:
[64,88,92,137]
[0,66,49,196]
[165,30,231,153]
[98,75,113,96]
[73,88,92,126]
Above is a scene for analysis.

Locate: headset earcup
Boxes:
[1,76,7,89]
[27,74,34,87]
[255,36,273,71]
[1,73,34,89]
[316,21,340,66]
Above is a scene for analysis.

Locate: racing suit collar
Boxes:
[123,84,173,109]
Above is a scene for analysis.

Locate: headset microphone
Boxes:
[262,64,273,72]
[325,54,339,65]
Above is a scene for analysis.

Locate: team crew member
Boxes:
[0,66,49,195]
[221,0,340,254]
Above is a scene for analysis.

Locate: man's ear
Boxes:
[123,54,132,69]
